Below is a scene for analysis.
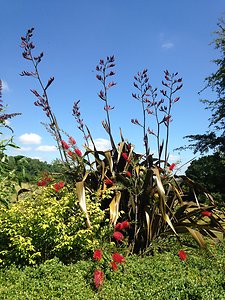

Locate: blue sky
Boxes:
[1,0,224,173]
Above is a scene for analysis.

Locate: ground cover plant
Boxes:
[0,24,225,294]
[0,239,224,299]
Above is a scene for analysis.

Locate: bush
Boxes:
[0,242,224,299]
[0,185,107,266]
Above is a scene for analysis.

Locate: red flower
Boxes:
[53,182,64,192]
[112,253,125,264]
[68,150,73,156]
[93,249,103,262]
[37,180,47,187]
[104,179,113,186]
[113,231,124,242]
[121,221,130,230]
[110,261,118,271]
[54,183,60,192]
[201,211,212,217]
[122,152,128,160]
[75,148,82,157]
[58,181,65,188]
[115,223,123,231]
[61,140,69,150]
[68,136,76,145]
[93,269,104,289]
[169,163,176,171]
[125,171,132,177]
[178,250,187,261]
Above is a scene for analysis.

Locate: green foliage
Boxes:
[185,154,225,207]
[0,185,107,266]
[0,241,224,299]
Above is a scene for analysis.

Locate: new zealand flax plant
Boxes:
[20,28,225,254]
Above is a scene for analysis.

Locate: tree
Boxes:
[184,18,225,154]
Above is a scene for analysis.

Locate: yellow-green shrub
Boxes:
[0,185,106,266]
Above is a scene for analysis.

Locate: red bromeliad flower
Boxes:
[104,178,113,186]
[112,252,125,264]
[75,148,82,157]
[93,249,103,262]
[93,269,104,289]
[169,163,176,171]
[61,140,70,150]
[113,231,124,241]
[110,261,118,271]
[201,211,212,217]
[178,250,187,261]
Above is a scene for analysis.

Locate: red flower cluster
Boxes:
[75,148,82,157]
[201,211,212,217]
[60,139,82,158]
[122,152,131,163]
[61,140,70,150]
[178,250,187,261]
[54,181,65,192]
[93,249,103,262]
[113,220,130,242]
[37,176,51,187]
[125,171,132,177]
[93,269,104,289]
[104,178,113,186]
[68,136,76,145]
[169,163,176,171]
[113,231,124,241]
[112,252,125,264]
[115,221,130,231]
[110,252,125,271]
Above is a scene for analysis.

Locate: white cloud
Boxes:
[162,42,174,49]
[1,80,10,92]
[91,138,111,151]
[35,145,57,152]
[159,33,174,50]
[19,133,42,145]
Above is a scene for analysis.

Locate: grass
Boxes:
[0,239,224,300]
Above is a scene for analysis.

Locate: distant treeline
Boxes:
[2,155,64,183]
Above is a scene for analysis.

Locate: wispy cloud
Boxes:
[162,42,174,49]
[159,33,174,50]
[91,138,111,151]
[35,145,57,152]
[1,80,10,92]
[19,133,42,145]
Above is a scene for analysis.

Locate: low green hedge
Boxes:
[0,242,224,300]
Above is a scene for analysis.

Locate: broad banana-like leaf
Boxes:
[109,191,121,225]
[186,227,206,248]
[76,181,91,228]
